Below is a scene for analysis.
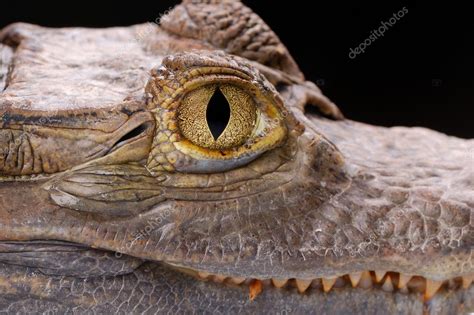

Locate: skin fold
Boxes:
[0,1,472,314]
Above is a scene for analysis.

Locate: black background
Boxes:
[1,1,472,138]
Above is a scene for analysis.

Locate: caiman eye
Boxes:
[178,84,257,150]
[145,52,289,174]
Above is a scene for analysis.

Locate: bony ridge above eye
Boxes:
[145,51,290,174]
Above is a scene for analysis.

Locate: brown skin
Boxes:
[0,1,472,314]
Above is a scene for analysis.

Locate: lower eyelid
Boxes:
[173,151,262,173]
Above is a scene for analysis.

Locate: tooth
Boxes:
[448,279,458,289]
[249,279,263,301]
[381,275,394,292]
[295,279,312,293]
[198,271,210,279]
[348,272,362,287]
[214,274,226,282]
[398,274,412,289]
[358,271,372,289]
[408,276,426,293]
[271,278,288,288]
[399,286,409,294]
[322,277,337,292]
[230,277,246,285]
[462,275,473,289]
[425,279,443,300]
[374,270,387,283]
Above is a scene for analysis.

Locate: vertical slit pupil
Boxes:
[206,87,231,140]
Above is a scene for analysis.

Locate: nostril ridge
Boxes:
[118,124,148,142]
[112,122,151,149]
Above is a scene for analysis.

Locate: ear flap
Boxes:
[161,0,304,79]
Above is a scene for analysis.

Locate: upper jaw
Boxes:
[0,113,471,284]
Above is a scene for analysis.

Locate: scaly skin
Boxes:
[0,1,472,314]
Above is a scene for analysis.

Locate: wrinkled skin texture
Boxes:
[0,1,472,314]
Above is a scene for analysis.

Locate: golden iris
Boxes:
[177,84,258,150]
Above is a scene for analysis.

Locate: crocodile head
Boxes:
[0,1,472,314]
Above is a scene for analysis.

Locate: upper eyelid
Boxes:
[145,52,283,117]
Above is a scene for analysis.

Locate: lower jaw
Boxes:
[168,265,474,302]
[0,259,472,314]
